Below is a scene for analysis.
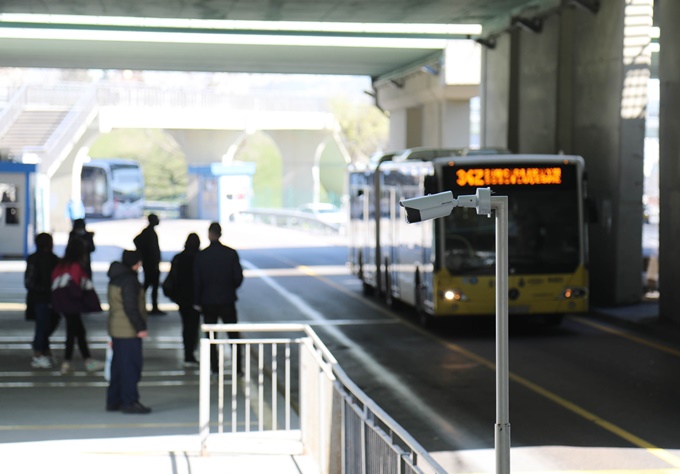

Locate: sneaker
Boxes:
[60,361,73,375]
[106,404,121,412]
[85,358,105,373]
[121,402,151,414]
[183,357,199,368]
[149,309,167,316]
[31,355,53,369]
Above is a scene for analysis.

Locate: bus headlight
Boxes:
[561,287,587,299]
[440,289,467,301]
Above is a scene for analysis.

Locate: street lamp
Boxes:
[400,187,510,474]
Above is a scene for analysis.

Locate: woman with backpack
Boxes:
[51,237,104,375]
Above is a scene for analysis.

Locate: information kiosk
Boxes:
[0,161,36,258]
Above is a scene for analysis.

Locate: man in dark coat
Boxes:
[68,218,95,277]
[134,213,164,315]
[167,232,201,365]
[193,222,244,374]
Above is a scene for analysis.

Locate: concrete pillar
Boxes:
[481,0,651,306]
[167,129,245,165]
[377,41,480,151]
[267,129,342,208]
[481,32,513,149]
[571,0,650,306]
[658,0,680,324]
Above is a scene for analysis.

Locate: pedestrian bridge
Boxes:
[0,81,349,232]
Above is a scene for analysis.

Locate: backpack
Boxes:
[162,263,178,302]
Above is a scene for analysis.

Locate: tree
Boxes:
[329,97,389,165]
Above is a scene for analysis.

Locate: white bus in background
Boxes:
[81,158,145,219]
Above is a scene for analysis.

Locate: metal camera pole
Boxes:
[462,190,511,474]
[399,187,510,473]
[491,194,510,474]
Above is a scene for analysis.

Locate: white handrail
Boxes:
[199,323,447,474]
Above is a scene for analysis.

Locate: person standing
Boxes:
[68,218,95,277]
[25,232,60,369]
[51,237,104,375]
[167,233,201,366]
[106,250,151,414]
[134,213,165,315]
[193,222,244,375]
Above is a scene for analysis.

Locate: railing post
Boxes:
[199,337,211,455]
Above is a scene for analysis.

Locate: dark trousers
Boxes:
[107,337,143,407]
[202,303,242,373]
[63,312,91,361]
[32,303,60,354]
[143,268,160,310]
[179,304,200,361]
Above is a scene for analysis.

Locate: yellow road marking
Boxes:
[248,258,680,469]
[573,317,680,358]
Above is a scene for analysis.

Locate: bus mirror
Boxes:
[400,191,456,223]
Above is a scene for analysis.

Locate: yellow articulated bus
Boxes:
[348,151,589,326]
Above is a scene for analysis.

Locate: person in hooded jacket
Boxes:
[106,249,151,414]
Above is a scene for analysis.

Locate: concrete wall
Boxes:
[658,0,680,324]
[481,0,651,306]
[376,45,479,151]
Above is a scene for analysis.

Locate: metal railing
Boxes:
[0,84,27,140]
[199,323,447,474]
[240,208,345,234]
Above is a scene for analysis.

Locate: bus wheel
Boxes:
[384,270,400,309]
[543,314,564,326]
[415,279,431,327]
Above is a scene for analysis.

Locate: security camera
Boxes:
[399,191,456,223]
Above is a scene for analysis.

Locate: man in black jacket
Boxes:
[193,222,244,375]
[134,213,164,315]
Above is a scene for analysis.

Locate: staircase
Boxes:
[0,108,69,158]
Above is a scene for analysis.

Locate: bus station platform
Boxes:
[1,218,678,474]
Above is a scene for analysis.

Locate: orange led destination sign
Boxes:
[455,166,563,186]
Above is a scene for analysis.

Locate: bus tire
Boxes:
[358,255,374,296]
[384,267,400,309]
[415,275,431,327]
[543,314,564,326]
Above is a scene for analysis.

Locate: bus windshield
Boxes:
[441,163,581,275]
[110,165,144,203]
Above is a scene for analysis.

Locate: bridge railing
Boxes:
[0,85,28,142]
[95,82,330,112]
[199,323,447,474]
[22,85,99,175]
[240,208,345,234]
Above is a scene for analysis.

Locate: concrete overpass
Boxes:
[1,0,680,326]
[0,82,352,232]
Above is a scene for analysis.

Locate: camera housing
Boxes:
[399,191,456,223]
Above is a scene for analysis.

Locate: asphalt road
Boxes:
[1,218,679,473]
